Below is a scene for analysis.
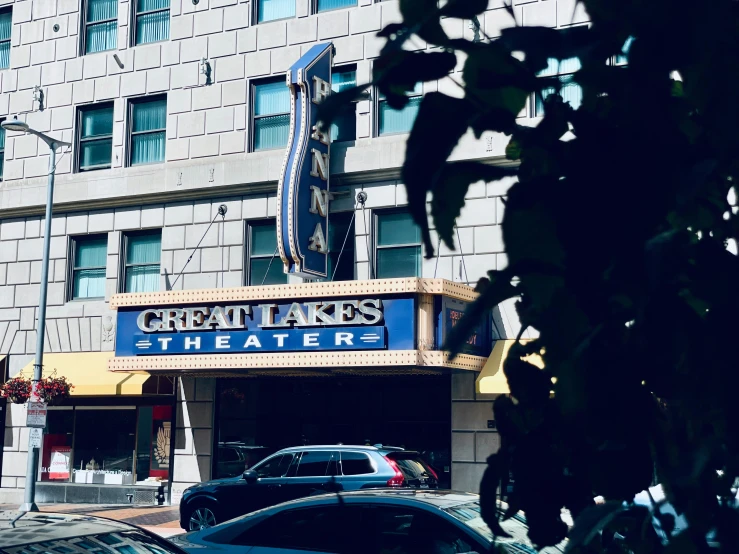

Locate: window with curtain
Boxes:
[253,80,290,151]
[0,123,5,182]
[134,0,170,45]
[257,0,295,23]
[378,82,422,136]
[375,211,421,278]
[123,231,161,293]
[129,96,166,166]
[71,235,108,300]
[534,57,582,117]
[247,220,288,286]
[317,0,356,12]
[331,67,357,143]
[84,0,118,54]
[0,8,11,70]
[327,211,354,281]
[77,104,113,171]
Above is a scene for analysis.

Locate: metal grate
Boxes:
[133,489,158,505]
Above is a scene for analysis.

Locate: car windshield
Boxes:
[443,501,566,554]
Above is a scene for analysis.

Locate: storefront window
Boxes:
[39,405,172,486]
[40,410,74,482]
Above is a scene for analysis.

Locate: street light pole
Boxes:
[1,120,71,512]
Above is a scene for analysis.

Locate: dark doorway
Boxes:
[213,375,451,486]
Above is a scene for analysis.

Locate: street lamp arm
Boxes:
[26,128,71,150]
[0,119,71,149]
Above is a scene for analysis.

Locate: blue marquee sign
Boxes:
[276,42,333,278]
[114,297,415,357]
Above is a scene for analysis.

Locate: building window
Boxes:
[375,211,421,278]
[77,103,114,172]
[257,0,295,23]
[252,80,290,151]
[316,0,356,12]
[246,220,288,286]
[331,67,357,143]
[70,235,108,300]
[613,36,634,66]
[327,211,354,281]
[0,8,11,70]
[122,230,161,293]
[133,0,170,45]
[83,0,118,54]
[0,122,5,182]
[377,82,422,136]
[128,96,166,166]
[534,57,582,117]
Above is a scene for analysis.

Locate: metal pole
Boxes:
[19,144,56,512]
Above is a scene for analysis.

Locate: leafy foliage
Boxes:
[323,0,739,550]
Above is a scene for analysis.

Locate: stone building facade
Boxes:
[0,0,585,504]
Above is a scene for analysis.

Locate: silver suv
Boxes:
[180,444,439,531]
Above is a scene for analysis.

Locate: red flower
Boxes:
[1,376,32,403]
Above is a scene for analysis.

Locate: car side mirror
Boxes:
[242,469,258,483]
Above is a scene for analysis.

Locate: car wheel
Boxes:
[188,505,218,531]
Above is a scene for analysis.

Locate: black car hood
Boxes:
[187,476,242,491]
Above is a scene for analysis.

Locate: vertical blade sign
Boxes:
[276,42,333,279]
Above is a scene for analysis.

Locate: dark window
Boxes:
[133,0,170,46]
[327,211,354,281]
[77,103,114,172]
[70,235,108,300]
[387,453,436,482]
[340,451,374,476]
[246,219,288,286]
[252,79,290,151]
[82,0,118,55]
[375,211,421,278]
[373,508,475,554]
[255,453,294,478]
[295,450,338,477]
[534,57,582,117]
[232,507,349,551]
[122,230,161,293]
[218,447,241,464]
[0,7,11,70]
[128,96,167,166]
[330,66,357,143]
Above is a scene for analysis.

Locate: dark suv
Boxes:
[180,445,439,531]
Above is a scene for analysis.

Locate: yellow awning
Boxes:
[20,353,151,396]
[476,340,544,395]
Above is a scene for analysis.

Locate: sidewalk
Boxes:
[0,503,184,539]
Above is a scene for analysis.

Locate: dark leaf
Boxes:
[374,51,457,93]
[402,93,474,258]
[439,0,487,19]
[470,109,517,138]
[377,23,407,38]
[316,84,371,132]
[499,25,590,74]
[431,162,517,250]
[479,453,512,539]
[442,270,517,357]
[505,136,522,160]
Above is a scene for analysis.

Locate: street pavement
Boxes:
[0,503,184,538]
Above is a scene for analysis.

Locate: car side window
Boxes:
[373,507,476,554]
[219,447,241,463]
[341,451,375,475]
[255,454,294,478]
[232,506,355,551]
[295,450,340,477]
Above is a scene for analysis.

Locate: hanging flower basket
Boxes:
[36,376,73,405]
[1,376,32,404]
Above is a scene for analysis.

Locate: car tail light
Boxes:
[384,456,405,487]
[425,464,439,481]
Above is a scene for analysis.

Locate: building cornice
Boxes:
[109,277,479,308]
